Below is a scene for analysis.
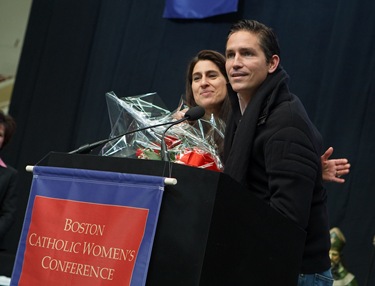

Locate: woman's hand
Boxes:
[172,108,189,120]
[321,147,350,183]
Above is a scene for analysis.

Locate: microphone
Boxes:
[182,105,205,121]
[68,105,205,155]
[160,105,205,161]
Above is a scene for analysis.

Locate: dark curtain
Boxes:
[2,0,375,283]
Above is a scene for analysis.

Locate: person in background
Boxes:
[0,110,18,247]
[330,227,359,286]
[181,49,350,182]
[223,19,333,285]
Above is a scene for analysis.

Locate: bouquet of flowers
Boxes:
[100,92,225,172]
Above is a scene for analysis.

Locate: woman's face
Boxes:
[191,60,227,116]
[0,124,5,149]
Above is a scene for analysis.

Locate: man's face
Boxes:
[225,30,277,100]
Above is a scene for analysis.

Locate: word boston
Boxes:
[11,166,164,286]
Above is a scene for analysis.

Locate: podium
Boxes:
[39,152,306,285]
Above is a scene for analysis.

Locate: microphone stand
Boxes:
[160,123,178,162]
[160,106,205,162]
[68,117,189,155]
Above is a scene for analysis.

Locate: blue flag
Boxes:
[163,0,238,19]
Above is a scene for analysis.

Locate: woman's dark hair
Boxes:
[185,50,231,122]
[0,110,16,149]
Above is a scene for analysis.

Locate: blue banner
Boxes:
[163,0,238,19]
[11,166,164,286]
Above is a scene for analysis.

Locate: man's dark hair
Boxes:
[227,19,281,63]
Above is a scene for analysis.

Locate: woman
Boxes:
[0,110,17,244]
[181,50,350,182]
[182,50,231,159]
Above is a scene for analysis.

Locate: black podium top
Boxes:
[41,152,306,286]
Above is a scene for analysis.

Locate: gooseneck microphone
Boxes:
[68,105,205,155]
[160,105,205,162]
[182,105,206,121]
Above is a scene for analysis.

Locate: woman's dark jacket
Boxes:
[0,164,18,246]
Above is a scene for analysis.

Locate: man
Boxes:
[223,19,333,285]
